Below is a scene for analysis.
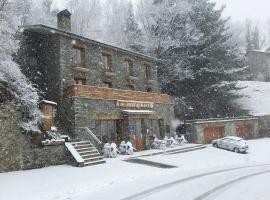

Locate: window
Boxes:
[146,87,152,93]
[144,64,151,79]
[127,84,135,91]
[73,44,85,66]
[103,81,113,88]
[74,77,86,85]
[102,53,112,71]
[125,58,134,76]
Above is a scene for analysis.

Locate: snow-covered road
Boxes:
[122,164,270,200]
[0,138,270,200]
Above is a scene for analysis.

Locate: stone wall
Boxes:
[19,32,61,103]
[59,36,159,93]
[0,106,69,173]
[61,97,175,140]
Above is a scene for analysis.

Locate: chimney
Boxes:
[57,9,71,32]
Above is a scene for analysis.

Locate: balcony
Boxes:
[63,85,172,104]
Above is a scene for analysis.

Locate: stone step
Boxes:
[84,156,104,163]
[67,140,105,167]
[76,147,96,152]
[71,141,91,146]
[73,144,93,149]
[81,153,100,159]
[79,150,98,155]
[84,159,106,167]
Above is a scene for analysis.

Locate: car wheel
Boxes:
[234,148,239,153]
[213,143,218,148]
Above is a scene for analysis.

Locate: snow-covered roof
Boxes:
[235,81,270,116]
[22,24,160,63]
[122,110,155,115]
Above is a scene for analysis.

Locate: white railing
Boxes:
[79,127,101,146]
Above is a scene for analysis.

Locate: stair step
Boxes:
[79,150,98,155]
[84,156,104,163]
[71,141,91,146]
[76,147,95,152]
[84,160,106,166]
[73,144,93,149]
[81,153,100,158]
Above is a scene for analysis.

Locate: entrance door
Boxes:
[203,127,224,144]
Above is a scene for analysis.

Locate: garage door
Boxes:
[236,124,252,139]
[203,127,224,144]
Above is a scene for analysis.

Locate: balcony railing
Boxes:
[63,85,172,104]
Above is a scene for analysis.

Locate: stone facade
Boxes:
[18,13,175,150]
[187,117,259,144]
[0,106,69,173]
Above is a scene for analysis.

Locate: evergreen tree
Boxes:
[122,2,144,52]
[139,0,248,119]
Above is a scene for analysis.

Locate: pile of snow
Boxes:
[235,81,270,116]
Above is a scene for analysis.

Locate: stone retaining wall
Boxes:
[0,106,69,173]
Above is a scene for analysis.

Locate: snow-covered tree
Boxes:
[67,0,103,39]
[137,0,248,119]
[122,1,144,52]
[0,0,42,132]
[245,19,265,51]
[24,0,57,27]
[101,0,132,46]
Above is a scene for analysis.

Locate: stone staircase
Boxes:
[66,141,105,167]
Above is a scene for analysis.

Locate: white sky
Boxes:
[53,0,270,23]
[211,0,270,23]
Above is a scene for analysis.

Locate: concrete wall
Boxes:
[189,118,259,144]
[0,106,69,173]
[258,115,270,137]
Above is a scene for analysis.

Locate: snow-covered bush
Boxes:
[0,0,43,133]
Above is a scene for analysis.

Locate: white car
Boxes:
[212,136,249,153]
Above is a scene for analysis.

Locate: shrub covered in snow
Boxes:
[0,0,42,133]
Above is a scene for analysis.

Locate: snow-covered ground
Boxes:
[236,81,270,116]
[0,138,270,200]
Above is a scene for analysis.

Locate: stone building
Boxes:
[18,9,175,151]
[247,48,270,81]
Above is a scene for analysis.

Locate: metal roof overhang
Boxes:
[121,110,155,115]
